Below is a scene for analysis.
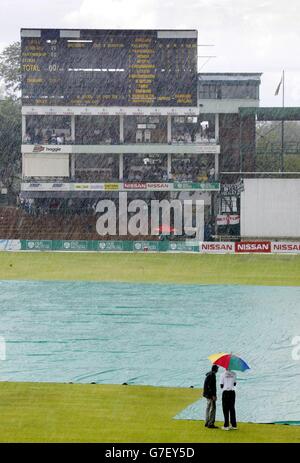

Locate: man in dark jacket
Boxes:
[203,364,219,428]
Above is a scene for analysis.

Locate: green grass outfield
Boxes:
[1,251,299,442]
[1,251,300,286]
[0,382,299,443]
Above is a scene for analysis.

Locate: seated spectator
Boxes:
[34,130,43,144]
[46,128,52,143]
[57,133,65,145]
[23,133,32,143]
[50,131,58,144]
[208,167,215,182]
[65,133,73,144]
[204,124,210,141]
[204,223,213,241]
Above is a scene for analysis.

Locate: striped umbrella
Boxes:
[208,352,250,372]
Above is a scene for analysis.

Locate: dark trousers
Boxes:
[205,398,216,427]
[222,390,237,427]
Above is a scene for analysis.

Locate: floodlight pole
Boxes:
[281,70,285,172]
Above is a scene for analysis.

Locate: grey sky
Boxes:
[0,0,299,106]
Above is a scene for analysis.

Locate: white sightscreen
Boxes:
[241,179,300,237]
[23,154,69,177]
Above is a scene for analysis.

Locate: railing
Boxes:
[22,138,218,146]
[213,235,300,241]
[256,141,300,155]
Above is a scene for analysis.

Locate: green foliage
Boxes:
[0,42,22,194]
[0,42,21,97]
[0,98,22,193]
[256,121,300,171]
[284,154,300,172]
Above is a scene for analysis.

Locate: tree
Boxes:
[0,42,22,202]
[0,42,21,98]
[0,98,22,201]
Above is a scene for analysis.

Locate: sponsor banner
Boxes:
[271,242,300,254]
[21,182,42,191]
[146,182,171,191]
[21,183,71,191]
[122,182,220,191]
[174,181,194,190]
[33,145,45,153]
[0,240,21,251]
[61,240,89,251]
[235,241,271,253]
[23,142,219,154]
[97,241,126,251]
[73,184,91,190]
[200,241,235,254]
[89,183,105,190]
[72,183,105,191]
[8,240,300,254]
[21,182,220,192]
[133,241,159,251]
[123,182,147,190]
[173,182,220,191]
[168,241,197,252]
[22,145,71,154]
[217,214,240,226]
[104,183,120,191]
[51,183,71,191]
[21,182,146,191]
[216,215,228,226]
[228,215,240,225]
[23,240,53,250]
[0,240,8,251]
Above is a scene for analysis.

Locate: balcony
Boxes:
[21,140,220,155]
[20,181,221,194]
[22,112,221,155]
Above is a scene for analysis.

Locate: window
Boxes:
[221,83,258,99]
[221,196,237,213]
[198,84,219,99]
[199,82,259,100]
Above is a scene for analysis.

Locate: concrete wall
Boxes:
[198,99,259,114]
[241,179,300,237]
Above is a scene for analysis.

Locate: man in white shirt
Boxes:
[220,369,237,430]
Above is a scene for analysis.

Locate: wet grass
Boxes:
[0,382,299,443]
[0,252,300,286]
